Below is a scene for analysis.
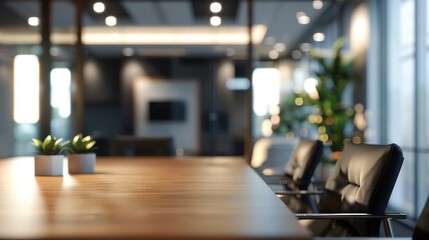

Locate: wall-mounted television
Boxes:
[148,101,186,121]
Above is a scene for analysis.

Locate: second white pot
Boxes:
[67,153,96,174]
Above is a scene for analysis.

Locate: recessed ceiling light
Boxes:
[210,16,221,26]
[291,50,302,59]
[300,43,312,52]
[297,11,310,25]
[273,43,286,52]
[296,12,306,18]
[0,25,267,45]
[313,0,324,10]
[268,50,279,59]
[122,47,134,56]
[313,32,325,42]
[105,16,117,26]
[93,2,105,13]
[210,2,222,13]
[28,17,39,26]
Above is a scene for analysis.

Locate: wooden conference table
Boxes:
[0,156,311,240]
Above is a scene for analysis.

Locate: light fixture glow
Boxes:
[296,12,310,25]
[300,43,312,52]
[268,50,279,59]
[28,17,39,26]
[50,68,71,118]
[93,2,105,13]
[0,25,267,45]
[298,16,310,25]
[13,55,39,124]
[304,77,319,99]
[273,43,286,52]
[226,77,250,90]
[313,32,325,42]
[122,47,135,56]
[313,0,324,10]
[210,16,221,26]
[105,16,117,26]
[210,2,222,13]
[291,50,302,59]
[252,68,280,116]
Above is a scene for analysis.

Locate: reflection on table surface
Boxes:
[0,156,311,240]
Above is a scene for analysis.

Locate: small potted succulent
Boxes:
[65,133,97,174]
[32,135,65,176]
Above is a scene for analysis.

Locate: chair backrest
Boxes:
[413,195,429,239]
[283,138,324,190]
[317,142,404,236]
[251,137,298,174]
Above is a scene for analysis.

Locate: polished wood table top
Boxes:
[0,156,311,240]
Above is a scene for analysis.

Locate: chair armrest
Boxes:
[295,213,407,220]
[275,190,324,195]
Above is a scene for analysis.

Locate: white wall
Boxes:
[133,77,199,153]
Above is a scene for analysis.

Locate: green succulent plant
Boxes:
[32,135,65,155]
[65,133,97,154]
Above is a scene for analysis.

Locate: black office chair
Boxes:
[262,138,324,190]
[284,142,405,237]
[110,135,174,156]
[413,194,429,239]
[251,137,298,176]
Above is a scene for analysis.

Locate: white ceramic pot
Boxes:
[67,153,96,174]
[35,155,64,176]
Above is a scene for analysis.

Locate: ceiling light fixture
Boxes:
[273,43,286,52]
[210,16,221,26]
[122,47,135,56]
[296,12,310,25]
[300,43,312,52]
[93,2,105,13]
[105,16,117,26]
[210,2,222,13]
[0,25,267,45]
[313,32,325,42]
[313,0,324,10]
[28,17,39,26]
[291,50,302,59]
[268,50,279,59]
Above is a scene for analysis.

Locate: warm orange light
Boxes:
[295,97,303,106]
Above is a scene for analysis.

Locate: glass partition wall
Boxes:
[1,0,331,158]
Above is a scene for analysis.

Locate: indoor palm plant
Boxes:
[301,38,354,161]
[32,135,65,176]
[65,133,97,174]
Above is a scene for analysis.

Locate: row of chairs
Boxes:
[254,138,429,238]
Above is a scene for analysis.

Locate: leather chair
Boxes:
[288,142,405,237]
[262,138,324,191]
[251,137,298,176]
[413,194,429,239]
